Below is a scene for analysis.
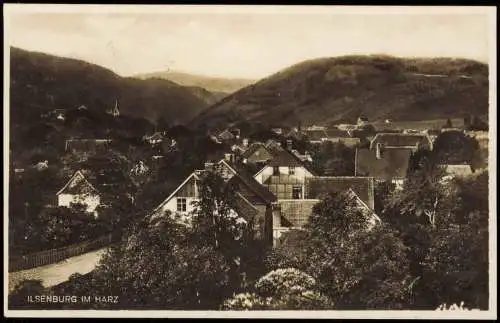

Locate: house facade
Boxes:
[271,176,379,246]
[56,170,101,216]
[152,159,277,244]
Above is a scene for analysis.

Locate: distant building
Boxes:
[56,168,134,217]
[325,129,361,147]
[370,133,433,152]
[241,142,275,165]
[357,116,369,126]
[271,128,283,135]
[438,164,474,178]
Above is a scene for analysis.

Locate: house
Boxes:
[438,164,474,178]
[152,159,277,244]
[370,133,433,152]
[272,176,379,246]
[284,128,306,141]
[355,147,413,189]
[55,170,102,217]
[271,128,283,135]
[241,142,275,164]
[325,129,361,147]
[253,146,316,200]
[65,139,113,154]
[142,132,165,145]
[304,125,326,131]
[357,116,369,126]
[302,129,329,144]
[34,160,49,171]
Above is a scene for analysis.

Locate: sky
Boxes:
[4,5,494,80]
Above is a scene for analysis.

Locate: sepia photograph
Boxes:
[3,4,497,319]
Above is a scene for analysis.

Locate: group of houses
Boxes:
[49,114,486,247]
[150,138,380,247]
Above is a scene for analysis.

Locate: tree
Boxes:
[192,171,262,291]
[9,280,49,310]
[267,192,412,309]
[310,141,355,176]
[83,215,234,309]
[221,268,334,310]
[444,118,453,128]
[432,131,480,165]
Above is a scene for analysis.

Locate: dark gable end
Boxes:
[304,176,375,210]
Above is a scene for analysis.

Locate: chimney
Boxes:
[242,138,249,147]
[375,143,382,159]
[286,139,293,151]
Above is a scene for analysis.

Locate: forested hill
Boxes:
[9,47,210,126]
[191,55,489,128]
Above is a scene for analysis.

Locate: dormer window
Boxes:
[273,166,279,176]
[289,166,295,175]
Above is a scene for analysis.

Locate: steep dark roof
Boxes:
[325,129,352,138]
[229,161,277,203]
[241,142,269,159]
[302,129,327,141]
[304,176,375,210]
[232,193,260,222]
[356,148,412,180]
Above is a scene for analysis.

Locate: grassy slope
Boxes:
[192,55,489,128]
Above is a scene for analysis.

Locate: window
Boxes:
[289,166,295,175]
[273,166,280,175]
[177,198,187,212]
[292,185,302,199]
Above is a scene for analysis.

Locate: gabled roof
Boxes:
[325,129,352,138]
[218,129,235,140]
[370,133,432,149]
[154,159,277,213]
[356,147,413,180]
[304,176,375,210]
[153,172,201,212]
[302,129,328,141]
[241,142,269,159]
[56,170,99,196]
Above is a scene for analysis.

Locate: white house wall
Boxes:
[57,193,100,214]
[255,166,313,184]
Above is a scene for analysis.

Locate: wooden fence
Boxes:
[9,233,114,272]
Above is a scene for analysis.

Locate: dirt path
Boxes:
[8,247,109,294]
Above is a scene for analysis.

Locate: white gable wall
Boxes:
[58,193,101,215]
